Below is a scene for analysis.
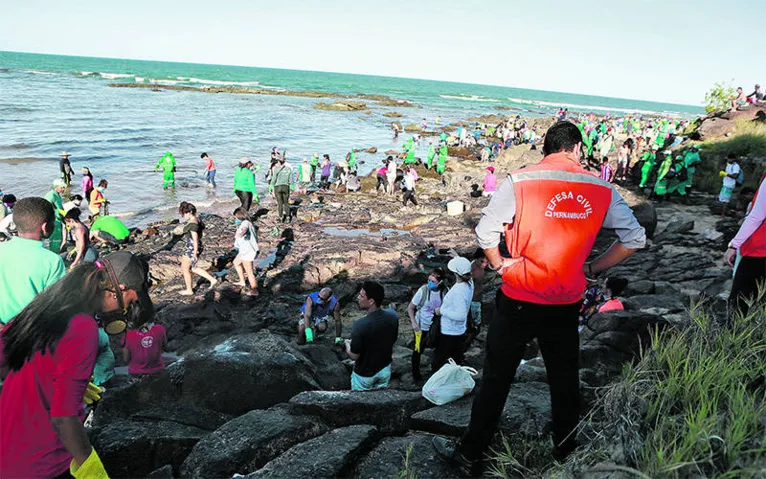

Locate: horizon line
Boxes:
[1,49,703,110]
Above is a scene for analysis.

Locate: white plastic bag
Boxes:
[422,359,478,405]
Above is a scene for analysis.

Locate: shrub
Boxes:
[704,81,737,114]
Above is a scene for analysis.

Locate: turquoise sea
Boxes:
[0,51,705,225]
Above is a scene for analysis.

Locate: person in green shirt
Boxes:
[404,142,417,165]
[437,143,448,186]
[43,178,67,254]
[666,156,686,197]
[426,142,436,169]
[652,151,674,199]
[681,145,702,192]
[233,158,259,211]
[154,151,177,190]
[90,215,130,246]
[0,197,66,324]
[347,150,358,173]
[92,328,115,386]
[310,153,320,183]
[639,146,658,188]
[269,155,294,223]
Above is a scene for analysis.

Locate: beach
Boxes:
[0,51,704,227]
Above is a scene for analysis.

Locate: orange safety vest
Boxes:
[740,172,766,257]
[501,152,613,305]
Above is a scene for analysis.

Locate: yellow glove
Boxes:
[70,448,109,479]
[83,382,103,405]
[414,331,422,353]
[719,170,727,177]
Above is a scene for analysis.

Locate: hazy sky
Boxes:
[1,0,764,106]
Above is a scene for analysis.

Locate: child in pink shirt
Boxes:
[598,277,627,313]
[483,166,497,197]
[122,322,167,375]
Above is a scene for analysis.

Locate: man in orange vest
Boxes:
[433,121,647,475]
[725,171,766,315]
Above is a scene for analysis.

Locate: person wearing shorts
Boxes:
[297,287,342,344]
[719,154,740,215]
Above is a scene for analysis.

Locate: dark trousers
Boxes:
[376,174,388,192]
[403,190,418,206]
[235,190,253,211]
[411,331,430,380]
[432,333,466,372]
[320,175,330,189]
[729,255,766,316]
[310,165,317,183]
[460,290,581,461]
[274,185,290,219]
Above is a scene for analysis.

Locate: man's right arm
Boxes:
[475,178,517,271]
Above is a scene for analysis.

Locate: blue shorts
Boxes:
[351,364,391,391]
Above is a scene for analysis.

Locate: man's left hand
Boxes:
[724,247,737,267]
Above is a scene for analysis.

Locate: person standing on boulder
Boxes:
[298,287,342,345]
[432,121,646,475]
[345,281,398,391]
[269,153,294,223]
[408,268,448,382]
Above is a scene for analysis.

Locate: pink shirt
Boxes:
[122,324,166,375]
[81,175,93,193]
[483,173,497,193]
[0,315,99,478]
[598,298,624,313]
[731,178,766,249]
[205,157,216,171]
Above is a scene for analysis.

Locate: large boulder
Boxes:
[92,370,180,428]
[580,310,669,386]
[288,389,431,434]
[697,117,735,140]
[353,434,463,479]
[409,382,552,438]
[630,201,658,240]
[91,419,211,478]
[179,331,321,415]
[314,101,367,111]
[180,405,328,478]
[245,425,378,478]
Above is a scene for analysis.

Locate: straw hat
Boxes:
[60,152,71,157]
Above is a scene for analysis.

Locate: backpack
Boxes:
[736,167,745,186]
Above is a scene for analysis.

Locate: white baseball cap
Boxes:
[447,257,471,276]
[52,178,67,188]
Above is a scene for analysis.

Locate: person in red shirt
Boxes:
[201,152,216,188]
[0,251,154,478]
[597,277,628,313]
[122,322,167,376]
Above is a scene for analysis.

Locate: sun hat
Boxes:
[486,166,495,172]
[60,151,71,157]
[447,257,471,276]
[239,157,251,166]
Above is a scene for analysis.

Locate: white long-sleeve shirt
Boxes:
[439,280,473,336]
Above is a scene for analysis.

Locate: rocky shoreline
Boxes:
[82,121,750,477]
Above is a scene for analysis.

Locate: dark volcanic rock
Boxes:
[179,331,321,415]
[245,425,378,478]
[409,382,552,438]
[131,404,233,431]
[288,389,431,434]
[623,295,687,314]
[180,406,328,478]
[630,201,658,239]
[92,370,180,428]
[353,434,463,479]
[298,343,350,390]
[91,419,210,478]
[145,465,174,478]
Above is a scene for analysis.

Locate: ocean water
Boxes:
[0,51,704,226]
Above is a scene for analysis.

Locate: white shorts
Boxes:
[237,250,257,262]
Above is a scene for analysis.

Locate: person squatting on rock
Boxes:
[432,121,646,476]
[345,281,399,391]
[0,251,154,478]
[725,169,766,317]
[232,207,260,297]
[298,287,342,345]
[269,153,294,223]
[431,257,473,372]
[122,319,167,380]
[408,268,448,382]
[0,197,66,325]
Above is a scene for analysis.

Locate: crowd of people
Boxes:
[6,110,766,477]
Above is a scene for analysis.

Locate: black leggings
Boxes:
[411,331,430,379]
[730,255,766,317]
[235,190,253,211]
[403,190,418,206]
[376,174,388,192]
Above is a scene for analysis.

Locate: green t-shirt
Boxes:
[44,190,64,218]
[0,237,66,324]
[233,167,256,194]
[91,216,130,241]
[93,328,116,386]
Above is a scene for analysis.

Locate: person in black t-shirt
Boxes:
[345,281,398,391]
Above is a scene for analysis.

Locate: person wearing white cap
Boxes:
[43,178,68,253]
[59,152,74,186]
[431,256,473,372]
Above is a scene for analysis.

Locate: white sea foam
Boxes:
[507,97,668,116]
[440,94,499,102]
[135,76,145,83]
[506,97,536,105]
[24,70,56,76]
[99,72,134,80]
[182,77,262,87]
